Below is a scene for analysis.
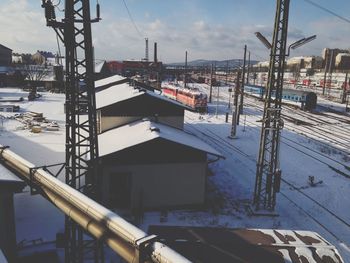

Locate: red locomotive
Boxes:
[162,84,208,112]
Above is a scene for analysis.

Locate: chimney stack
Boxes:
[145,38,149,61]
[154,42,158,63]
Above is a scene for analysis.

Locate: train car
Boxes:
[244,85,317,110]
[161,85,177,100]
[281,89,317,110]
[162,85,208,112]
[244,84,265,97]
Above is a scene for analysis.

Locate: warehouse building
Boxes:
[98,119,223,210]
[0,44,12,66]
[95,78,188,132]
[0,165,25,262]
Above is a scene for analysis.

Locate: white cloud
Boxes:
[1,1,350,63]
[0,0,57,53]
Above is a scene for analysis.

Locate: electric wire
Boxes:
[121,0,144,38]
[302,0,350,25]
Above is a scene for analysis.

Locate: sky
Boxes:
[1,0,350,63]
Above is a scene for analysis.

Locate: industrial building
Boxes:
[0,165,25,262]
[98,119,222,210]
[94,75,223,211]
[95,76,188,132]
[0,44,12,66]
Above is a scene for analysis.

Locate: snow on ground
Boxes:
[0,86,349,261]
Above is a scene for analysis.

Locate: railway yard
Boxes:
[0,83,349,262]
[2,0,350,261]
[179,82,350,260]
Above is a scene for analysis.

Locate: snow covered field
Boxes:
[0,86,349,261]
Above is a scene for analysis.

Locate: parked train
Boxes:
[244,84,317,110]
[161,84,208,112]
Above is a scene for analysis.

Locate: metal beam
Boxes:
[0,145,191,263]
[253,0,290,211]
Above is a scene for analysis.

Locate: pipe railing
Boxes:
[0,145,191,263]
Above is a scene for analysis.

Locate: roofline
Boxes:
[0,44,12,51]
[99,136,224,159]
[96,89,189,111]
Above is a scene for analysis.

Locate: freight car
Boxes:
[244,84,317,110]
[162,85,208,112]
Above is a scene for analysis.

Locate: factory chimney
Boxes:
[145,38,149,61]
[154,42,158,63]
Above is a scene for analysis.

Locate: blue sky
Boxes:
[1,0,350,62]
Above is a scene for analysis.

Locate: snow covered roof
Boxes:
[0,44,12,51]
[0,250,7,263]
[149,226,344,263]
[96,82,144,109]
[0,164,24,186]
[95,61,105,73]
[98,119,223,158]
[95,81,189,110]
[95,74,127,89]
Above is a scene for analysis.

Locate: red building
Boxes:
[107,61,124,75]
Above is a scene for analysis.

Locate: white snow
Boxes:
[95,74,127,88]
[95,82,144,109]
[98,119,223,158]
[95,80,189,110]
[0,164,22,183]
[0,85,349,262]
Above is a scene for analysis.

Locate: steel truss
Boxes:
[253,0,290,211]
[42,0,101,262]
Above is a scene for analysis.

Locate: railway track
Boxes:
[185,113,350,246]
[244,96,350,155]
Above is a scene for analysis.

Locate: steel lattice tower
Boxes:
[42,0,102,262]
[253,0,290,211]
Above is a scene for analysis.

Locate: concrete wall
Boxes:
[101,162,207,209]
[100,115,184,133]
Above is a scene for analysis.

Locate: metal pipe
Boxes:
[0,145,190,263]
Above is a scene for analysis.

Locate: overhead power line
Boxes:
[302,0,350,24]
[121,0,144,37]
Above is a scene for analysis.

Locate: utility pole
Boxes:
[209,63,213,103]
[215,85,220,117]
[238,45,247,124]
[230,71,241,138]
[323,49,331,95]
[42,1,103,262]
[342,72,348,104]
[253,0,290,211]
[247,51,251,84]
[226,60,229,85]
[184,51,188,89]
[327,50,334,97]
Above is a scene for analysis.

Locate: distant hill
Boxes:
[166,59,259,68]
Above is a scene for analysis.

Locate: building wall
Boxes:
[0,47,12,66]
[0,189,17,261]
[99,115,184,133]
[101,162,207,209]
[100,116,140,132]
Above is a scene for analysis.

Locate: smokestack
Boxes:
[145,38,149,61]
[154,42,158,63]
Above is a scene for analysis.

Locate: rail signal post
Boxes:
[253,0,290,212]
[42,0,102,262]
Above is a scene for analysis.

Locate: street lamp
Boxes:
[287,34,317,56]
[255,32,317,56]
[254,32,272,49]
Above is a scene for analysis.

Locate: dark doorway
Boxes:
[110,173,131,208]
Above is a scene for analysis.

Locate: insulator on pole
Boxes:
[96,3,101,20]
